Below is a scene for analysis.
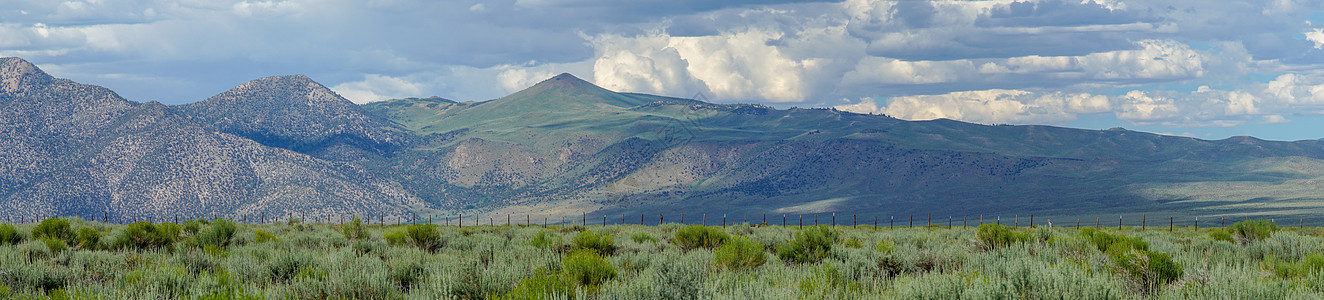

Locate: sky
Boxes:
[4,0,1324,141]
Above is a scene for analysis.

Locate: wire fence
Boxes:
[6,211,1316,230]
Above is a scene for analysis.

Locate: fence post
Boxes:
[1030,215,1034,227]
[963,216,967,227]
[1194,217,1198,231]
[909,215,913,227]
[1142,214,1146,230]
[980,214,983,226]
[723,214,726,228]
[660,214,664,225]
[1118,215,1122,230]
[853,215,857,228]
[1015,215,1019,227]
[799,215,803,228]
[1170,217,1173,232]
[815,214,819,226]
[459,214,463,228]
[948,216,952,228]
[641,214,645,225]
[832,213,836,227]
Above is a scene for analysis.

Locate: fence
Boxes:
[3,211,1317,230]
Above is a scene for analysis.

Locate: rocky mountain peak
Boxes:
[1,57,54,94]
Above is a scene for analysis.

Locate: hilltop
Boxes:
[3,56,1324,223]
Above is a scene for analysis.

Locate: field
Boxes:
[1,217,1323,299]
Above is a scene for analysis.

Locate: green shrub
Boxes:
[341,216,369,240]
[31,218,73,242]
[0,224,24,245]
[405,224,443,253]
[158,222,183,241]
[113,221,173,251]
[714,236,766,269]
[1078,228,1149,253]
[383,228,407,246]
[777,226,839,264]
[976,223,1030,250]
[1209,229,1235,243]
[496,273,575,300]
[74,227,101,250]
[629,232,657,243]
[673,225,729,250]
[562,249,617,291]
[254,230,276,243]
[268,251,312,283]
[1111,249,1183,291]
[181,219,203,237]
[1265,253,1324,278]
[389,261,427,292]
[843,237,863,248]
[875,240,895,254]
[41,237,68,254]
[529,231,560,249]
[1229,219,1278,242]
[197,218,237,248]
[573,230,616,255]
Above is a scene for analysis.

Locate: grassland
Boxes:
[0,217,1322,299]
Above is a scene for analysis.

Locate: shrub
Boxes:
[196,218,237,248]
[529,231,560,249]
[383,228,407,246]
[562,249,617,291]
[630,232,657,243]
[1229,219,1278,242]
[714,236,766,269]
[1209,229,1235,243]
[113,222,173,251]
[1111,249,1183,291]
[31,218,73,242]
[269,254,313,284]
[573,230,616,255]
[181,219,203,237]
[1078,228,1149,253]
[254,230,276,243]
[158,222,183,241]
[875,240,895,254]
[1265,253,1324,278]
[0,224,24,245]
[405,224,443,253]
[673,225,729,250]
[389,261,428,292]
[41,237,68,254]
[74,227,101,250]
[976,223,1030,250]
[341,216,369,240]
[777,226,839,264]
[496,274,575,300]
[843,237,863,248]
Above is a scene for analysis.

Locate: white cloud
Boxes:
[1307,27,1324,49]
[835,89,1110,124]
[330,74,425,104]
[469,3,485,12]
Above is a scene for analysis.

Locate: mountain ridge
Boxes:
[6,56,1324,224]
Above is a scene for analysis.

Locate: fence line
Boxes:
[4,212,1319,230]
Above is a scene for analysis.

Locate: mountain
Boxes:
[178,75,412,160]
[5,56,1324,224]
[0,58,422,221]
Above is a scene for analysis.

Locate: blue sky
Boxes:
[4,0,1324,141]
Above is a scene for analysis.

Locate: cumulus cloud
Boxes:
[330,74,425,104]
[7,0,1324,138]
[836,89,1111,124]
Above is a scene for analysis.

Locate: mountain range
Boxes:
[4,57,1324,224]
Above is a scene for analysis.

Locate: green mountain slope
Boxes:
[365,72,1324,223]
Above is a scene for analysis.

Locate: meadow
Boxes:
[0,217,1322,299]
